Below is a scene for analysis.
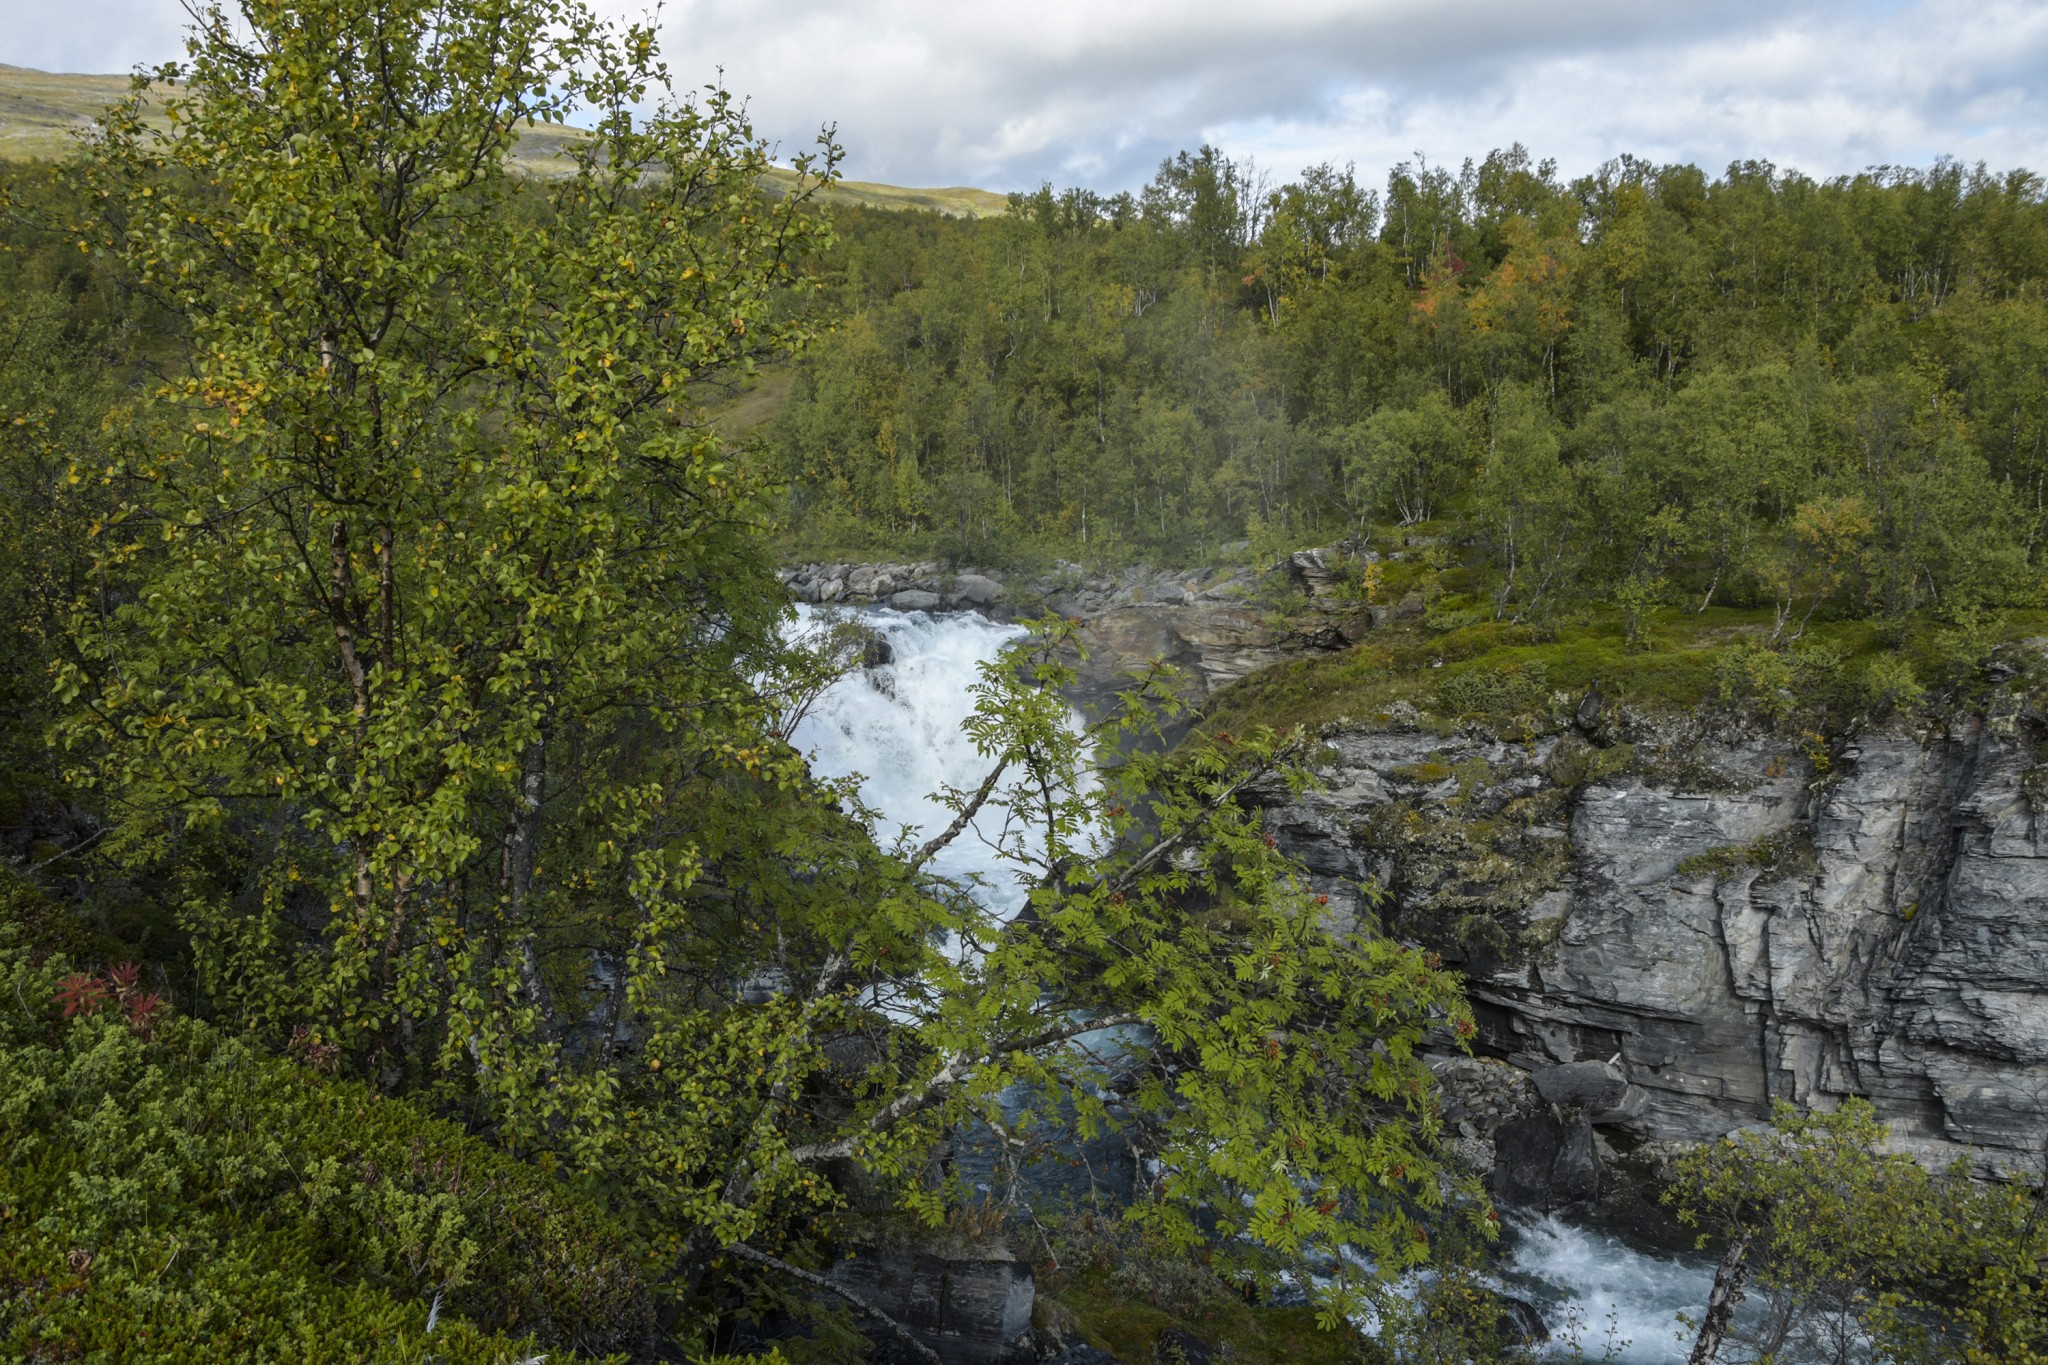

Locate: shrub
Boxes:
[1431,663,1551,719]
[0,929,648,1362]
[1669,1100,2048,1364]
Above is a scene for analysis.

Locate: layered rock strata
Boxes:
[1259,705,2048,1176]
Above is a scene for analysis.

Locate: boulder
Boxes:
[891,589,943,612]
[1531,1060,1629,1112]
[951,573,1006,606]
[1495,1294,1550,1345]
[1493,1112,1599,1212]
[832,1242,1035,1365]
[1282,547,1342,597]
[861,632,895,669]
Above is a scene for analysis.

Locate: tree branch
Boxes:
[787,1049,975,1165]
[784,1010,1145,1166]
[908,756,1009,873]
[1096,747,1292,901]
[726,1242,943,1365]
[1687,1235,1751,1365]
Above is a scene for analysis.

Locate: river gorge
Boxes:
[787,600,1759,1362]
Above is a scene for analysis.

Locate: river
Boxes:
[787,603,1723,1363]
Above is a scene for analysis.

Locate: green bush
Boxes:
[1670,1100,2048,1364]
[1430,662,1551,718]
[0,929,648,1362]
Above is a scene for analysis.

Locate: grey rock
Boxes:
[832,1243,1034,1365]
[952,573,1005,605]
[1063,604,1294,713]
[1494,1112,1599,1212]
[1496,1294,1550,1345]
[1574,683,1606,732]
[891,590,943,612]
[1258,710,2048,1176]
[1532,1060,1629,1112]
[1282,546,1343,597]
[1432,1056,1541,1136]
[1045,1348,1122,1365]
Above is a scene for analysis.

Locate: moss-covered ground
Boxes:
[0,881,649,1363]
[1051,1268,1381,1364]
[1201,598,2048,741]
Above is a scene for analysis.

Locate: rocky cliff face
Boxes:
[1258,701,2048,1177]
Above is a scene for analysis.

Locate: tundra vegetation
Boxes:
[0,2,2045,1362]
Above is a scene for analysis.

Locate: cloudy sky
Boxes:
[8,0,2045,193]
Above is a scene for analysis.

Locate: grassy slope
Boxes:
[1203,594,2048,743]
[1054,1272,1378,1363]
[0,64,1010,217]
[0,63,998,443]
[0,64,165,160]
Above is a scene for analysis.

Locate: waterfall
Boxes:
[786,603,1041,915]
[786,602,1724,1361]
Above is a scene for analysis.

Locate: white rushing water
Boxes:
[786,603,1043,916]
[1505,1217,1706,1363]
[786,603,1720,1356]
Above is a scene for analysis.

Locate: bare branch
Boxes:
[908,756,1009,873]
[787,1048,975,1164]
[1002,1010,1143,1055]
[726,1242,943,1365]
[784,1011,1144,1165]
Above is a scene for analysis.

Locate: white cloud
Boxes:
[5,0,2043,192]
[4,0,185,75]
[632,0,2048,188]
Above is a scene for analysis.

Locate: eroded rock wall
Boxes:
[1259,708,2048,1175]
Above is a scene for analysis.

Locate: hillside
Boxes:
[0,63,1009,216]
[0,64,154,160]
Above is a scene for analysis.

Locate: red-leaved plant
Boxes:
[54,962,164,1037]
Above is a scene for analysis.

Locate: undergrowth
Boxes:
[0,907,651,1363]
